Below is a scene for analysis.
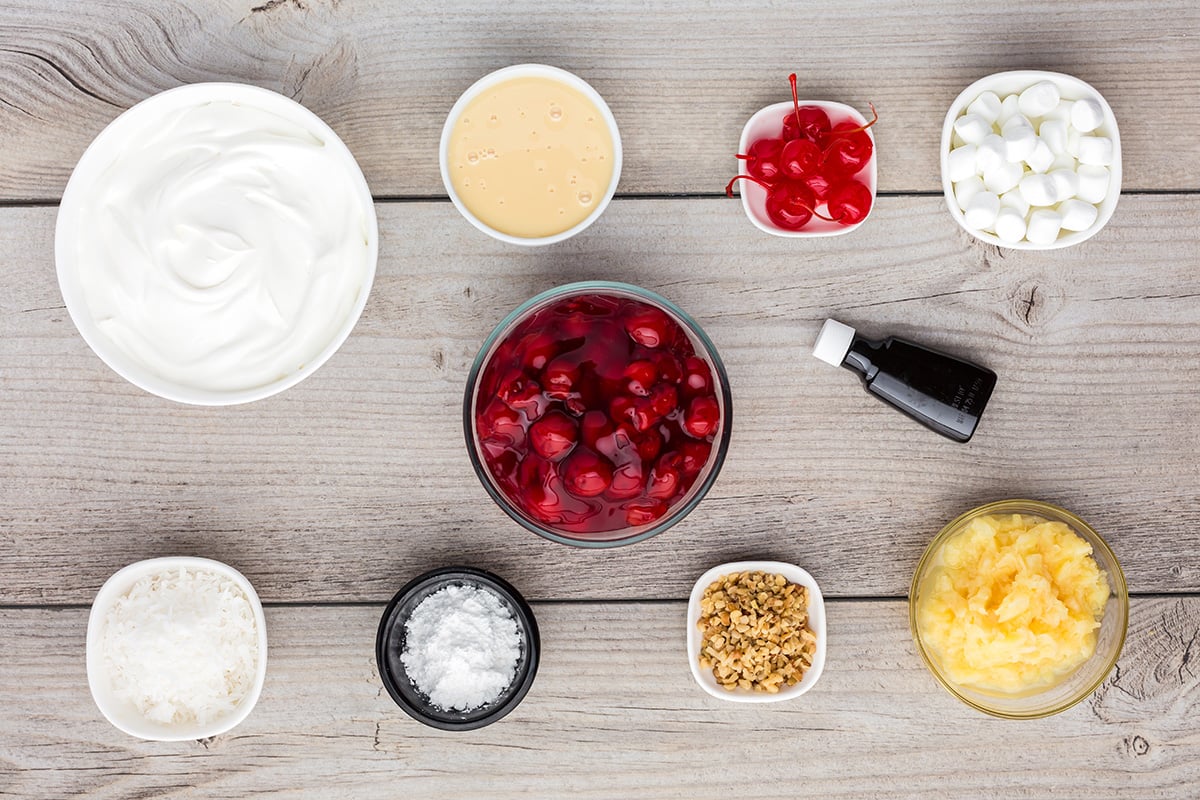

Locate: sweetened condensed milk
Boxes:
[447,75,615,239]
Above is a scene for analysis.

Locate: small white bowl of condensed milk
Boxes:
[440,64,622,246]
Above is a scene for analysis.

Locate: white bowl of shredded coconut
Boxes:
[86,557,268,741]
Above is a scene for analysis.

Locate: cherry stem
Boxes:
[725,174,773,198]
[735,153,749,160]
[826,102,879,142]
[793,201,837,223]
[789,73,801,133]
[822,139,846,159]
[727,173,839,223]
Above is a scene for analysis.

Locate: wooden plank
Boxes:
[0,598,1195,798]
[2,196,1199,604]
[0,0,1197,199]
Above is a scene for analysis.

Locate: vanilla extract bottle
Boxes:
[812,319,997,443]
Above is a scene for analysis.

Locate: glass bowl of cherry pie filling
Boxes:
[464,282,732,547]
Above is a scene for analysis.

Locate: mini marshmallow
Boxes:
[1067,128,1082,157]
[947,144,979,182]
[1026,209,1064,245]
[1000,189,1030,217]
[994,206,1028,243]
[967,91,1003,124]
[1039,119,1069,155]
[1018,80,1061,118]
[1005,134,1037,164]
[954,175,986,210]
[1076,164,1111,204]
[984,161,1024,195]
[1070,98,1105,133]
[1049,168,1079,202]
[1025,139,1055,173]
[1001,114,1034,136]
[1050,152,1078,173]
[963,191,1001,232]
[1001,115,1037,161]
[1077,135,1114,166]
[1058,198,1099,231]
[1042,99,1074,123]
[997,94,1021,125]
[1019,173,1058,207]
[975,134,1008,174]
[954,113,993,145]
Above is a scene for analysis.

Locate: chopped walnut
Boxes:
[696,571,817,693]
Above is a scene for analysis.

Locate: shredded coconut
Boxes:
[401,584,522,712]
[102,566,260,726]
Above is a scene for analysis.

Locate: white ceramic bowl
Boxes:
[940,70,1121,250]
[735,100,877,238]
[56,82,379,405]
[86,557,269,741]
[687,560,826,702]
[439,64,622,246]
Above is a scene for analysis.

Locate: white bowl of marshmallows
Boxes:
[941,70,1121,249]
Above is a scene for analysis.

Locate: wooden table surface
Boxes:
[3,1,1199,797]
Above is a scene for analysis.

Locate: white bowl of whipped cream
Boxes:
[56,83,378,405]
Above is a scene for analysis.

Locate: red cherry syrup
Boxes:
[475,293,721,534]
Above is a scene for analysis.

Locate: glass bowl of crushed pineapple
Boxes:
[910,499,1128,718]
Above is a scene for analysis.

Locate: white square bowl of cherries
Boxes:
[728,73,878,237]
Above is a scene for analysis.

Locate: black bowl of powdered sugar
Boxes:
[376,566,540,730]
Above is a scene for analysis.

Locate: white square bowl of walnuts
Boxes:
[687,560,826,703]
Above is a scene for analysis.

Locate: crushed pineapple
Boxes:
[916,513,1110,695]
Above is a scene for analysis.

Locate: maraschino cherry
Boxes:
[780,138,822,180]
[822,105,879,178]
[826,180,873,225]
[735,137,784,181]
[782,73,832,143]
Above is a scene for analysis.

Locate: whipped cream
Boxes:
[61,87,374,398]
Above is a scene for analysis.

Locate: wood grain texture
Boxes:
[0,599,1195,799]
[1,0,1199,200]
[3,2,1199,794]
[3,196,1199,604]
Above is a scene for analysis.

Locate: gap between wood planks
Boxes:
[1,591,1196,611]
[0,189,1196,208]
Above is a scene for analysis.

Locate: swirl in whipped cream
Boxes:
[70,95,373,395]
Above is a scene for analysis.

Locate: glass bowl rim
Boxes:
[462,280,733,548]
[908,498,1129,719]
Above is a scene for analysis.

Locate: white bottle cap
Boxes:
[813,319,856,367]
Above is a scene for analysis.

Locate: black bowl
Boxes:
[376,566,540,731]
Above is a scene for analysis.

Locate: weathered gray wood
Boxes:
[0,0,1198,200]
[0,599,1194,799]
[2,196,1199,604]
[3,1,1199,794]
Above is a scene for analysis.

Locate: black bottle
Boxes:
[813,319,997,442]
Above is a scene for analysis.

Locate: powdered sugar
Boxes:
[401,584,522,712]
